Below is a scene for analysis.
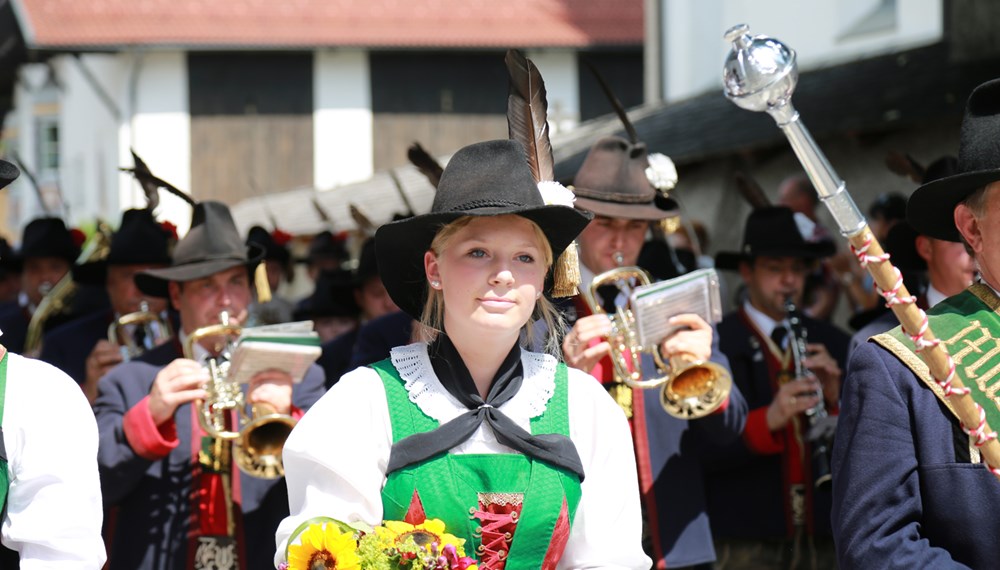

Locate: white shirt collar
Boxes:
[926,283,947,309]
[178,329,211,363]
[742,299,789,342]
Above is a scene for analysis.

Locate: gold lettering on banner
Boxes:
[941,320,1000,410]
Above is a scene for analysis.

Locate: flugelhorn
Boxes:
[585,266,732,419]
[185,310,297,479]
[108,301,173,361]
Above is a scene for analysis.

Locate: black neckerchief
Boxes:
[386,334,585,480]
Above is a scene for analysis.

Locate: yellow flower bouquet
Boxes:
[280,517,478,570]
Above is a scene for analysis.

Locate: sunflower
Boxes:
[378,519,467,557]
[287,523,361,570]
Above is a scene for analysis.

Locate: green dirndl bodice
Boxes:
[372,356,582,569]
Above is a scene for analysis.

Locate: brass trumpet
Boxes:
[184,310,297,479]
[585,266,732,419]
[108,301,173,361]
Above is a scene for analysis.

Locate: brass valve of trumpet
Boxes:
[585,266,732,420]
[185,310,297,479]
[108,301,174,361]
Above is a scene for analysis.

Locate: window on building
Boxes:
[36,117,59,173]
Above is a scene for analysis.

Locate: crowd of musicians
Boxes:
[2,54,1000,570]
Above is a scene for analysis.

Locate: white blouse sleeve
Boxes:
[274,366,392,566]
[1,354,107,569]
[559,368,651,570]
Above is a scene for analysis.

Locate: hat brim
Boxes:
[376,205,592,320]
[135,244,264,297]
[715,241,836,271]
[572,194,678,220]
[907,168,1000,242]
[73,261,108,286]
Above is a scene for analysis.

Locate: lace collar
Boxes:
[389,342,557,422]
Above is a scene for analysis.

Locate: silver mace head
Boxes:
[722,24,799,120]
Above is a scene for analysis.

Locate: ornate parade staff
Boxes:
[721,24,1000,479]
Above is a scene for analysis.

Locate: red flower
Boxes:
[69,228,86,248]
[159,221,179,240]
[271,228,293,247]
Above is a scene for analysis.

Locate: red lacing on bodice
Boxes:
[471,503,520,570]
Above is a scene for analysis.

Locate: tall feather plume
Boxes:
[884,151,925,183]
[505,48,579,296]
[120,149,196,207]
[407,142,444,189]
[733,171,771,209]
[386,169,416,217]
[583,60,639,144]
[505,49,554,182]
[311,197,335,231]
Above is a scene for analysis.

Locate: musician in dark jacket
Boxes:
[94,201,325,570]
[560,135,747,569]
[832,78,1000,569]
[708,206,848,569]
[40,208,175,402]
[0,217,81,353]
[316,237,399,388]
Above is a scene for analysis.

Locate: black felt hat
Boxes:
[297,230,347,266]
[0,161,19,270]
[375,139,592,320]
[19,217,81,262]
[908,79,1000,242]
[292,269,360,321]
[74,209,174,285]
[247,226,292,265]
[571,136,678,220]
[135,201,264,297]
[0,159,18,190]
[0,238,21,274]
[716,206,836,270]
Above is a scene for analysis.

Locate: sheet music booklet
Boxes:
[227,320,321,385]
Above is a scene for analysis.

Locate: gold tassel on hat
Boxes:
[254,262,272,303]
[552,241,582,297]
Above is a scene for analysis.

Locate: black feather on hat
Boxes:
[908,78,1000,241]
[0,159,18,190]
[135,201,263,297]
[375,139,592,320]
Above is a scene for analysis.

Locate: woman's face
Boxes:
[425,215,547,340]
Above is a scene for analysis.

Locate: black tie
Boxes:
[770,325,788,350]
[387,334,585,480]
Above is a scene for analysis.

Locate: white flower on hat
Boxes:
[646,152,678,193]
[537,180,576,207]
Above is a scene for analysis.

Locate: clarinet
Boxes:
[783,298,834,490]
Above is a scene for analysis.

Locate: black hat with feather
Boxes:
[74,209,175,285]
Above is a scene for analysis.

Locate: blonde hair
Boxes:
[417,215,567,357]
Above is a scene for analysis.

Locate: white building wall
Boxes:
[662,0,944,102]
[525,49,580,136]
[314,49,373,190]
[123,51,192,232]
[54,53,126,228]
[3,67,44,234]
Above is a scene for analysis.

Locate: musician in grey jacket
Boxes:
[95,201,325,570]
